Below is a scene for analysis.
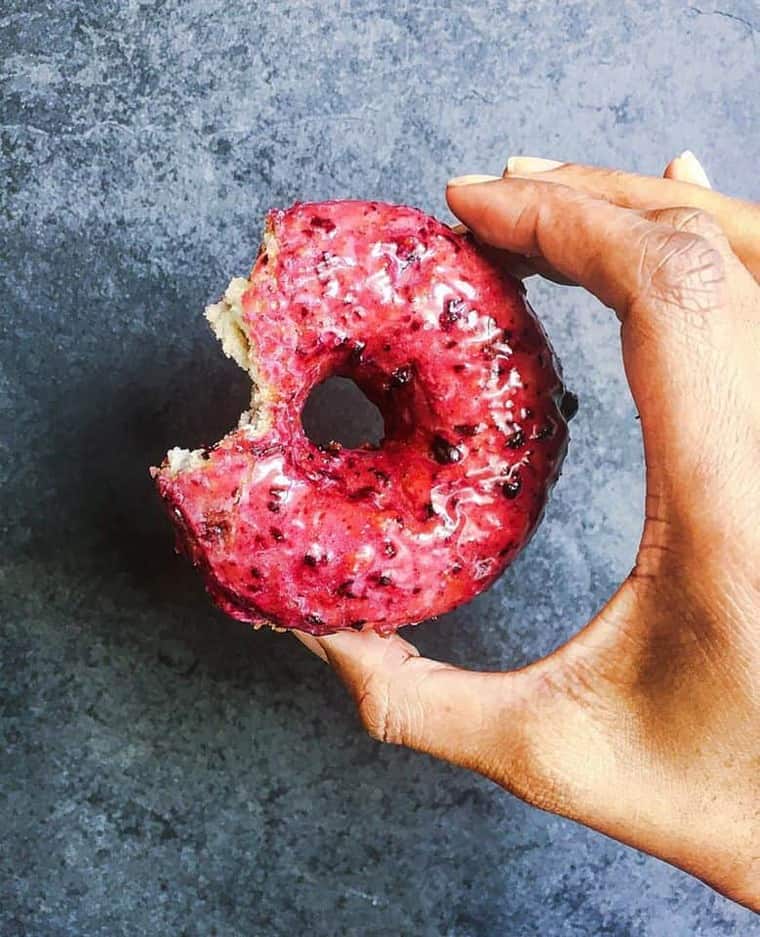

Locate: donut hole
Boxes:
[301,376,385,449]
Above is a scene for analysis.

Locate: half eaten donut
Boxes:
[151,200,572,635]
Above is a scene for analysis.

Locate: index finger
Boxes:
[446,177,663,318]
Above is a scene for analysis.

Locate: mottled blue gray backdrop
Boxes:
[2,1,759,935]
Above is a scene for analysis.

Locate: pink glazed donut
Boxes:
[152,200,571,635]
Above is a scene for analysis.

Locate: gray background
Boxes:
[2,1,759,934]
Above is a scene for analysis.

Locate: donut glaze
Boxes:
[153,200,570,635]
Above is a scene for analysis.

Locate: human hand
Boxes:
[503,150,760,281]
[295,159,760,909]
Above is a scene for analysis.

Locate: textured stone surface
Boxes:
[1,1,759,934]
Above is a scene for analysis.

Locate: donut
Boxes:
[152,200,571,635]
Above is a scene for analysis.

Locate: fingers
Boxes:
[445,175,754,477]
[504,158,759,278]
[450,222,574,284]
[447,175,685,318]
[664,150,711,188]
[505,158,713,211]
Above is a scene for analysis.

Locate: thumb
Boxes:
[293,626,623,822]
[296,628,538,786]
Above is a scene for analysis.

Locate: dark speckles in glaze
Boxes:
[391,235,422,270]
[534,421,556,440]
[348,339,366,362]
[318,440,343,456]
[431,434,463,465]
[506,429,525,450]
[336,580,356,598]
[199,513,230,541]
[389,364,414,388]
[439,297,465,331]
[155,201,567,635]
[502,477,522,499]
[348,485,378,502]
[310,215,336,233]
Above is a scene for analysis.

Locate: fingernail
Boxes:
[506,156,563,175]
[447,174,501,187]
[677,150,711,188]
[293,631,329,663]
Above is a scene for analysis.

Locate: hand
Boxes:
[295,157,760,909]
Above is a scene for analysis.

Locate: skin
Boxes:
[294,154,760,909]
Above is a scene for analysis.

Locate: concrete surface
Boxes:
[2,1,759,934]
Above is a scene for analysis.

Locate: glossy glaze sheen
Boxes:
[154,201,569,634]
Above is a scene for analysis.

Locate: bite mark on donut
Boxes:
[164,229,281,477]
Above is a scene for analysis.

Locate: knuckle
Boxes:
[635,226,728,319]
[602,168,636,206]
[648,227,707,276]
[355,656,429,748]
[355,673,397,744]
[679,207,720,237]
[651,206,722,239]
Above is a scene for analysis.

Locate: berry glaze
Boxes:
[153,200,570,635]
